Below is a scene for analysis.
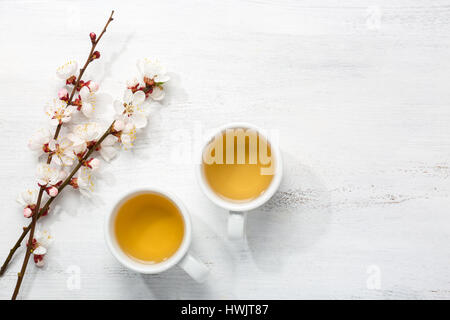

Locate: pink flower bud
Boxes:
[89,32,96,42]
[23,207,33,218]
[46,186,58,197]
[113,120,125,132]
[58,88,69,101]
[92,51,100,59]
[88,81,99,92]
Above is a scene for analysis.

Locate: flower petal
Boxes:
[68,133,83,146]
[22,190,34,205]
[114,100,124,115]
[138,103,150,116]
[56,60,78,80]
[149,87,165,101]
[52,156,62,166]
[99,146,117,162]
[16,193,27,206]
[102,135,118,147]
[60,137,72,149]
[155,74,170,83]
[132,114,147,129]
[79,86,90,100]
[58,170,67,182]
[132,90,146,105]
[62,155,74,167]
[35,230,54,247]
[123,89,133,104]
[81,103,94,118]
[33,246,47,255]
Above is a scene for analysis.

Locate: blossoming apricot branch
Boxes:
[1,11,170,300]
[7,10,114,300]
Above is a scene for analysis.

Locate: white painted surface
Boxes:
[0,0,449,299]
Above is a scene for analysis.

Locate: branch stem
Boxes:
[6,121,114,297]
[11,187,44,300]
[6,11,114,300]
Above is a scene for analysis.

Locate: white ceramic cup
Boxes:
[105,188,209,282]
[196,122,283,240]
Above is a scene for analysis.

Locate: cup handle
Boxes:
[228,211,246,240]
[179,253,209,283]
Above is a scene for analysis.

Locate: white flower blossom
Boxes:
[68,122,101,155]
[16,189,39,207]
[78,86,97,118]
[28,128,52,154]
[45,99,76,126]
[17,189,39,218]
[33,229,53,267]
[72,167,95,197]
[113,89,148,129]
[136,58,169,101]
[36,163,64,186]
[35,229,53,248]
[49,137,75,166]
[120,122,137,149]
[99,135,118,161]
[137,58,170,83]
[18,58,171,266]
[56,60,78,80]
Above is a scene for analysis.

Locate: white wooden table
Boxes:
[0,0,449,299]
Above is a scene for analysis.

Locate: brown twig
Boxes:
[11,187,44,300]
[48,10,115,163]
[8,11,114,300]
[7,121,115,298]
[0,121,112,276]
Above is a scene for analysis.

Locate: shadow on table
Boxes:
[245,152,332,272]
[139,214,235,299]
[95,32,136,84]
[140,268,214,299]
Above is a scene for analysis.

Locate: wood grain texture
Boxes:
[0,0,449,299]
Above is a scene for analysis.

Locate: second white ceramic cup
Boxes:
[105,188,209,282]
[196,122,283,240]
